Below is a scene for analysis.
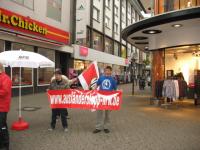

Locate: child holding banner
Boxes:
[93,66,117,134]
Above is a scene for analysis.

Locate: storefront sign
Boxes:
[76,0,87,39]
[0,8,69,44]
[80,46,88,56]
[48,89,122,110]
[125,59,129,65]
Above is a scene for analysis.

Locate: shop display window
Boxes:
[12,68,32,86]
[74,60,91,74]
[114,42,120,56]
[165,45,200,84]
[121,45,127,58]
[93,31,103,51]
[98,63,113,75]
[104,37,113,54]
[38,48,55,85]
[11,43,34,87]
[98,62,104,75]
[74,60,85,71]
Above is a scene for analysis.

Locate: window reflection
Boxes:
[157,0,199,14]
[12,43,34,86]
[93,31,103,51]
[38,48,55,85]
[12,68,32,86]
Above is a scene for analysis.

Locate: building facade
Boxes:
[122,0,200,99]
[0,0,148,96]
[74,0,147,83]
[0,0,74,95]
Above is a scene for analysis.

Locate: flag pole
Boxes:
[19,66,22,119]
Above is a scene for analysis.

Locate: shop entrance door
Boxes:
[55,51,71,77]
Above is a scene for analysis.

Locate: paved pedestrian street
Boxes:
[8,84,200,150]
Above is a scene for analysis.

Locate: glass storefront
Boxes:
[11,43,34,87]
[9,43,56,87]
[98,62,105,75]
[97,62,112,74]
[74,59,126,84]
[93,31,103,51]
[113,65,122,76]
[121,45,127,58]
[114,42,120,56]
[38,48,55,85]
[74,60,91,75]
[104,37,113,54]
[165,45,200,84]
[155,0,200,14]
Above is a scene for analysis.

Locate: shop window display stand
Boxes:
[160,98,182,109]
[194,70,200,105]
[152,79,186,109]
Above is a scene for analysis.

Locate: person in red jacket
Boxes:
[0,63,12,150]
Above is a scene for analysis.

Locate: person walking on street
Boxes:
[48,68,76,132]
[0,63,12,150]
[93,66,117,134]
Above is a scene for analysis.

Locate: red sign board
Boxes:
[80,46,88,56]
[0,8,69,44]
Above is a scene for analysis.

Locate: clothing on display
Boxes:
[178,80,188,98]
[162,79,177,100]
[194,70,200,97]
[194,70,200,105]
[155,80,164,98]
[155,79,187,101]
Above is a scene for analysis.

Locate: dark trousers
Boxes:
[51,109,68,129]
[0,112,9,150]
[57,109,68,117]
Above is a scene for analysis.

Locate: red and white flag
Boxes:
[78,61,99,90]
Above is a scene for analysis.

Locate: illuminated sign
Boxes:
[0,8,69,44]
[80,46,88,56]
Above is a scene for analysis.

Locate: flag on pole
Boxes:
[78,61,99,90]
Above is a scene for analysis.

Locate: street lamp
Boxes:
[130,52,137,95]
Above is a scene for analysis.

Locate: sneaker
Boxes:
[64,128,68,132]
[104,129,110,133]
[48,128,54,131]
[93,129,101,134]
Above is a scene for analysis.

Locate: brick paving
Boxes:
[7,84,200,150]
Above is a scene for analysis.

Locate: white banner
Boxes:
[76,0,87,39]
